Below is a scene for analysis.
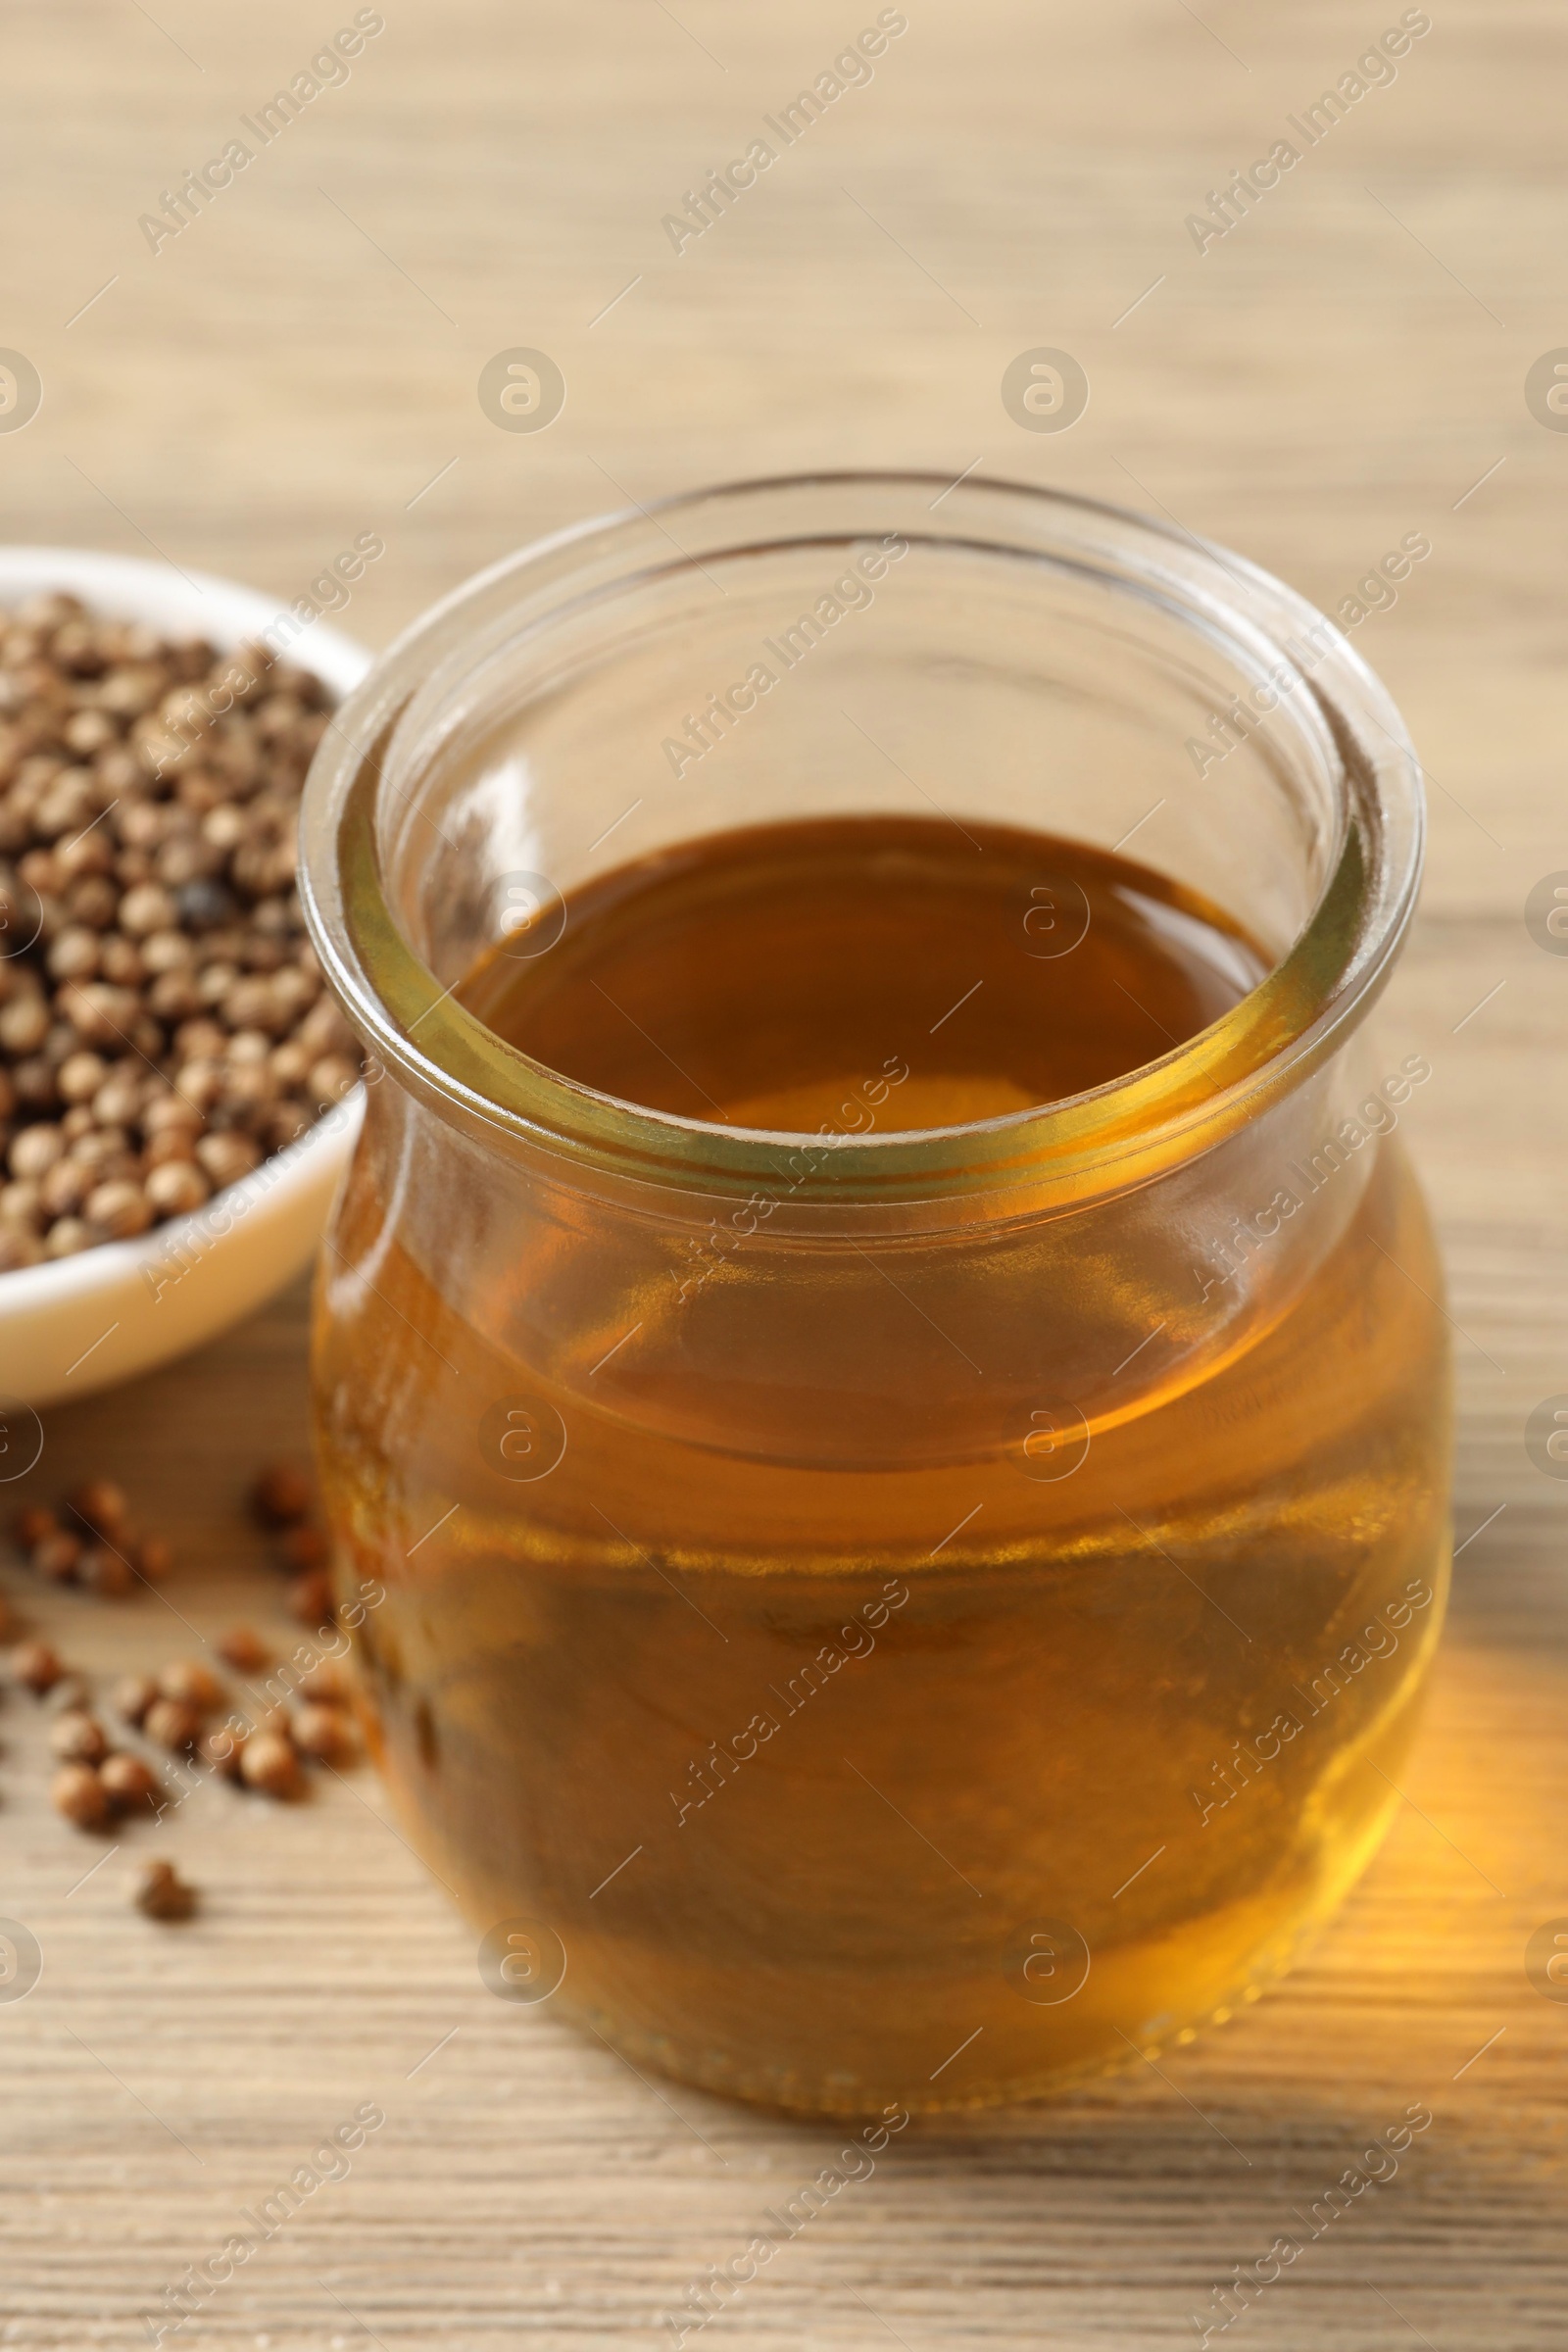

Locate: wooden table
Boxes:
[4,1,1566,2342]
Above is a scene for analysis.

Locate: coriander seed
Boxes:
[51,1762,109,1829]
[49,1710,108,1764]
[156,1658,224,1712]
[238,1730,301,1799]
[12,1640,63,1693]
[134,1859,196,1921]
[100,1752,159,1811]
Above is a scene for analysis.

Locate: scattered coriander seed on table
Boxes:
[134,1859,196,1921]
[143,1697,202,1752]
[216,1624,270,1671]
[100,1752,158,1811]
[287,1568,333,1626]
[291,1702,355,1764]
[48,1710,108,1764]
[51,1761,109,1829]
[296,1659,348,1704]
[250,1461,314,1526]
[239,1731,303,1799]
[112,1672,157,1726]
[12,1640,63,1693]
[155,1658,224,1713]
[68,1479,127,1536]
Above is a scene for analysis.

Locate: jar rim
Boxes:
[299,470,1425,1212]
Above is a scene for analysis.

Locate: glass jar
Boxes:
[300,474,1450,2116]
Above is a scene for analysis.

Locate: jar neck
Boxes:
[300,473,1423,1226]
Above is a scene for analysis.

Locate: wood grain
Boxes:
[3,1,1567,2344]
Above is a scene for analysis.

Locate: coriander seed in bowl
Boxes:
[0,547,372,1406]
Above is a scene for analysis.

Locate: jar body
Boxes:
[313,1054,1449,2114]
[300,474,1448,2114]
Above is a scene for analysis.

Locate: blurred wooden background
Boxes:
[3,1,1568,2345]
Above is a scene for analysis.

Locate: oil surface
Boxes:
[459,815,1267,1130]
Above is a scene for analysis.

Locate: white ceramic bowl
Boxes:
[0,547,372,1409]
